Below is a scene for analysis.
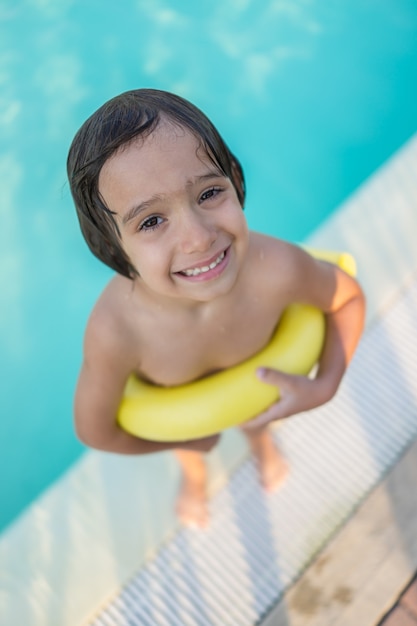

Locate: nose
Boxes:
[178,207,217,255]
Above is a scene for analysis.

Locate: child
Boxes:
[67,89,365,528]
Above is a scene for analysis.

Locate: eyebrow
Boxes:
[122,195,162,225]
[121,171,224,225]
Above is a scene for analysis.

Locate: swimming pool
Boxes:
[1,0,417,533]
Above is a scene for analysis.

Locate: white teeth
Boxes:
[182,251,225,276]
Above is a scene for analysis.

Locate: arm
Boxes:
[244,245,366,428]
[74,309,219,455]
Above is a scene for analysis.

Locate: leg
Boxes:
[243,424,288,492]
[173,449,209,528]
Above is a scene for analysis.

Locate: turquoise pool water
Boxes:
[1,0,417,533]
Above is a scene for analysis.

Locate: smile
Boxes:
[179,251,226,277]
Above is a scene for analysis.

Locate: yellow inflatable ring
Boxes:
[118,249,356,442]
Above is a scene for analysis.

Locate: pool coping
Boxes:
[260,133,417,626]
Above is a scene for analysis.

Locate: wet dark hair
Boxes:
[67,88,246,279]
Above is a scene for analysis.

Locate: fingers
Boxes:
[257,367,293,388]
[241,402,288,431]
[243,368,312,430]
[241,398,291,431]
[257,366,276,382]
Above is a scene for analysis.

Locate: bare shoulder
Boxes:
[247,231,362,311]
[247,232,307,292]
[83,274,138,374]
[249,231,310,265]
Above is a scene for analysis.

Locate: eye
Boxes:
[139,215,164,232]
[199,187,223,203]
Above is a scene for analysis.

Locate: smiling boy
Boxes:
[67,89,365,527]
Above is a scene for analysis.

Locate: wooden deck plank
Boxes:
[261,438,417,626]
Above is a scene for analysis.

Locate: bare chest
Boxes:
[134,300,284,386]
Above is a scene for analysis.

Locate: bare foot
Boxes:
[256,444,288,493]
[175,479,209,528]
[244,426,289,493]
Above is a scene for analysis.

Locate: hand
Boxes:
[180,433,221,453]
[242,367,324,431]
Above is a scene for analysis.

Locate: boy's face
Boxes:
[99,122,249,304]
